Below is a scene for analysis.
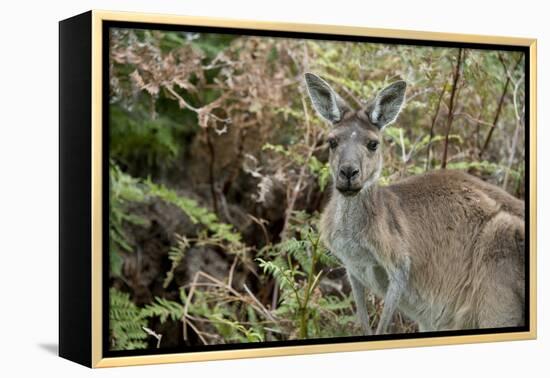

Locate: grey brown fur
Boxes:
[304,73,525,335]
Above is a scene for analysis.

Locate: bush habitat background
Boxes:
[108,27,525,351]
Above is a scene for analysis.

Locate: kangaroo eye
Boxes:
[367,140,379,151]
[328,138,338,149]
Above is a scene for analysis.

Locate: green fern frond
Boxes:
[141,297,185,323]
[109,288,148,350]
[163,234,191,288]
[145,180,242,246]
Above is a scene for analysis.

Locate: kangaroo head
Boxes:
[304,73,406,196]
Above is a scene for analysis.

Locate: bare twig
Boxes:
[182,270,277,335]
[479,53,523,158]
[243,284,278,323]
[441,48,463,169]
[205,129,219,215]
[336,82,363,108]
[454,111,494,127]
[164,85,230,124]
[271,284,279,312]
[425,82,447,171]
[475,96,486,150]
[406,87,435,103]
[228,256,239,288]
[247,214,270,246]
[142,327,163,349]
[503,74,525,189]
[183,316,209,345]
[182,272,200,341]
[399,128,407,163]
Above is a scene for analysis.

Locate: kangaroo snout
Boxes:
[336,163,362,195]
[339,164,360,181]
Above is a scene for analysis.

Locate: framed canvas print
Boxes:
[59,10,537,368]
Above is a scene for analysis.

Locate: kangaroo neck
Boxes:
[333,182,380,223]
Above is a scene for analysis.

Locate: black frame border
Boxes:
[59,11,93,367]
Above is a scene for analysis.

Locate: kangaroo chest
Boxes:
[327,201,389,296]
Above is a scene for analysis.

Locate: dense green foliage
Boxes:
[107,27,525,350]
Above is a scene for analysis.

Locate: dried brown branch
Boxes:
[441,48,463,169]
[205,129,219,215]
[182,270,277,330]
[243,284,278,323]
[455,111,494,128]
[425,82,447,171]
[162,81,231,126]
[247,214,271,245]
[474,96,486,151]
[479,53,523,158]
[503,74,525,189]
[142,327,163,349]
[228,256,239,288]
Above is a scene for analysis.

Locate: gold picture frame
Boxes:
[59,9,537,368]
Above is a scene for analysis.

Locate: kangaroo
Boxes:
[304,73,525,335]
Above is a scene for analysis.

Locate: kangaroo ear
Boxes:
[368,80,407,129]
[304,73,349,124]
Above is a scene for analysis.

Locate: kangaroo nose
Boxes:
[339,165,359,180]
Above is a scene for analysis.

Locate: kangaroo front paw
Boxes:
[358,319,373,335]
[364,325,373,336]
[375,322,394,335]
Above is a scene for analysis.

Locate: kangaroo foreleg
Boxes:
[348,272,373,335]
[375,261,410,335]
